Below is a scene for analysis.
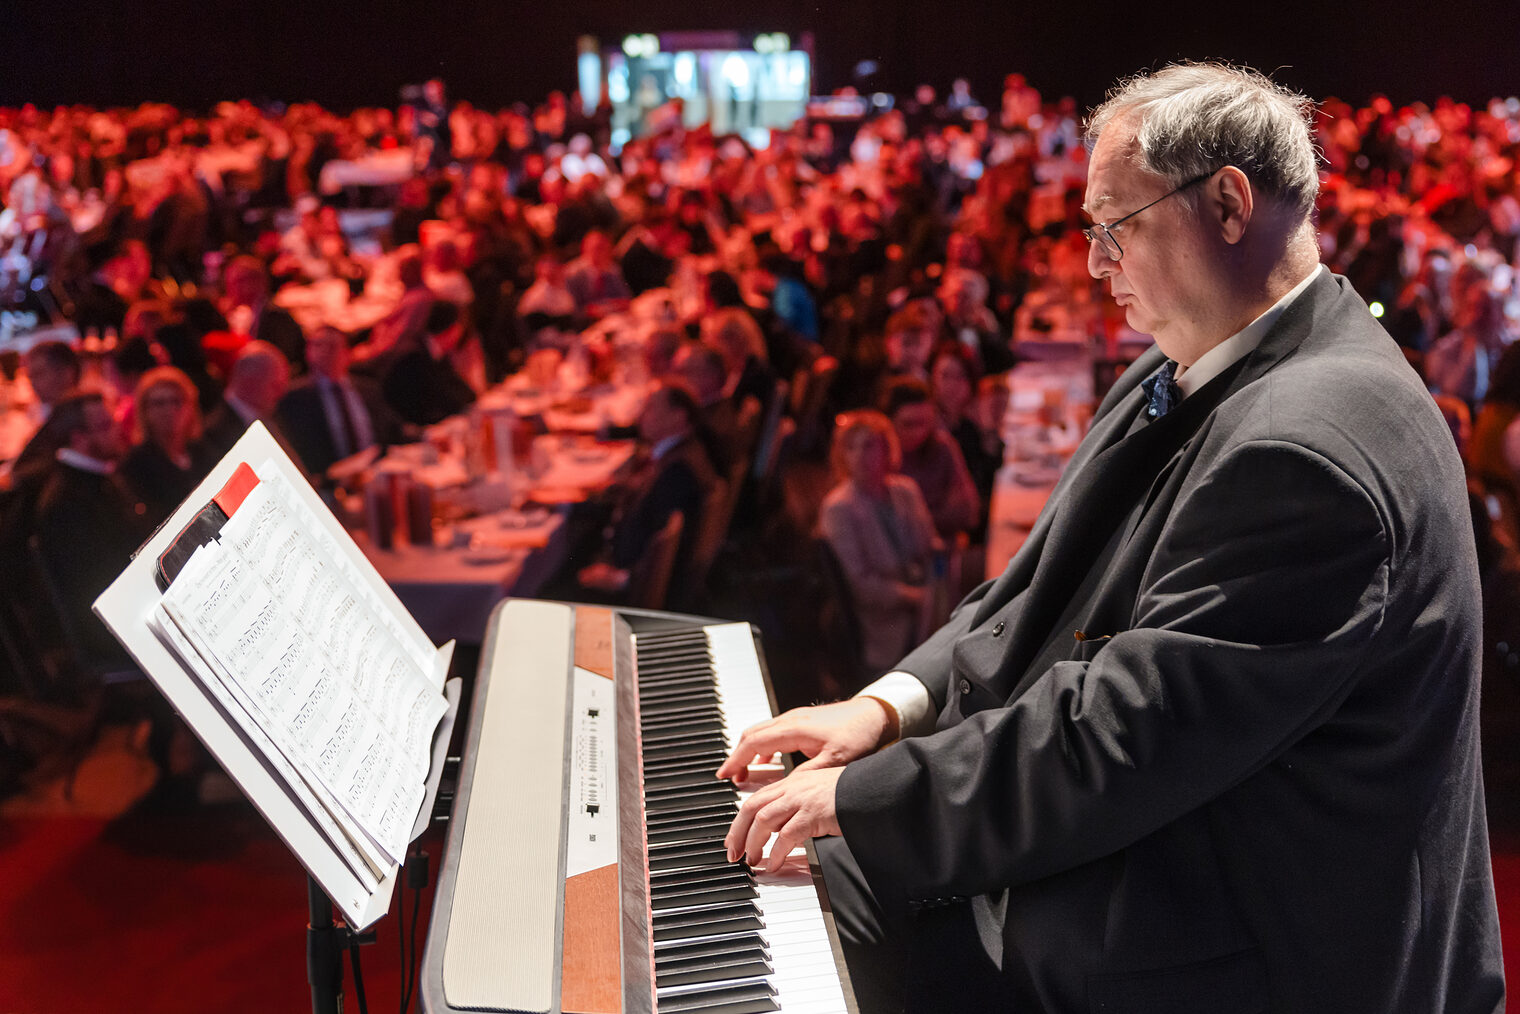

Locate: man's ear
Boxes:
[1213,166,1253,245]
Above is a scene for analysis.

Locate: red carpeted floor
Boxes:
[3,719,1520,1012]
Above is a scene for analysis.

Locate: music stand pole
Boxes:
[307,875,344,1014]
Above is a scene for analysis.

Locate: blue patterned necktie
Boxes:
[1141,360,1181,419]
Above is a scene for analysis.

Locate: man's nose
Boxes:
[1086,234,1115,279]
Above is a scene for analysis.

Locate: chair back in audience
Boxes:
[791,356,840,459]
[628,511,684,611]
[685,478,731,600]
[751,379,791,482]
[811,536,868,696]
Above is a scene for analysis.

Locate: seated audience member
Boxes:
[382,302,477,426]
[25,391,152,667]
[675,341,759,473]
[931,345,1001,514]
[617,209,683,295]
[104,333,164,443]
[564,229,631,318]
[517,256,578,338]
[702,307,776,409]
[424,238,474,311]
[578,381,718,597]
[941,269,1017,374]
[819,410,940,674]
[1470,341,1520,500]
[642,327,685,382]
[871,302,939,405]
[352,246,434,370]
[120,366,214,527]
[1426,263,1510,410]
[198,341,300,467]
[220,255,307,374]
[756,251,819,343]
[883,375,980,539]
[278,326,405,476]
[12,340,83,478]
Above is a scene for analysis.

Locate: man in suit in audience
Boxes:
[675,340,758,475]
[11,341,83,480]
[277,326,406,476]
[220,255,307,375]
[720,64,1503,1013]
[23,391,151,668]
[578,381,717,599]
[381,301,477,427]
[199,341,303,470]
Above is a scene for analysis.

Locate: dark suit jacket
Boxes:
[610,435,716,581]
[276,375,403,476]
[196,399,307,475]
[29,462,152,667]
[836,271,1504,1012]
[118,440,217,529]
[381,349,476,428]
[255,304,307,375]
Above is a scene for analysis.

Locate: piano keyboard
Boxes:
[637,624,852,1014]
[421,601,855,1014]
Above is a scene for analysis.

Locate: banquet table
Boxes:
[272,277,400,336]
[356,506,566,645]
[983,360,1093,579]
[349,436,635,643]
[318,150,417,195]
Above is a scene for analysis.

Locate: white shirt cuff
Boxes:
[856,671,937,739]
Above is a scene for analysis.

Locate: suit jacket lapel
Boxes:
[983,269,1338,691]
[970,346,1167,627]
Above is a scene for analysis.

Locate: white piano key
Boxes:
[701,623,852,1014]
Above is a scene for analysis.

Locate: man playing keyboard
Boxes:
[720,62,1504,1014]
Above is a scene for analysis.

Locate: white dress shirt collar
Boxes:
[1174,264,1325,399]
[56,446,115,475]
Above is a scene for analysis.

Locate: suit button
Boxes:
[958,678,972,696]
[992,621,1005,637]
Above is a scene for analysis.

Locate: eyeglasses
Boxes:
[1082,171,1216,261]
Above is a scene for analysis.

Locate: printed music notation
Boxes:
[150,466,448,872]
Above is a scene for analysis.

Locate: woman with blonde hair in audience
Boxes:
[819,409,941,676]
[701,305,775,408]
[119,365,213,527]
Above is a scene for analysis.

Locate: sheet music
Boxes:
[147,601,385,889]
[154,468,447,865]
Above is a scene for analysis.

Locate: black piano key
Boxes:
[644,785,737,808]
[651,881,759,909]
[643,754,733,775]
[641,703,724,723]
[650,869,754,894]
[656,951,773,988]
[652,898,757,922]
[642,723,727,745]
[648,835,730,856]
[647,848,731,872]
[653,911,765,942]
[654,933,768,962]
[642,710,725,730]
[642,754,731,775]
[645,770,736,793]
[639,660,717,677]
[655,981,779,1014]
[640,668,716,683]
[643,741,730,763]
[648,821,738,844]
[639,654,714,670]
[646,811,741,837]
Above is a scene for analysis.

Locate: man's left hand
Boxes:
[725,766,844,873]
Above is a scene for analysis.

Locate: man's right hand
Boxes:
[716,698,896,783]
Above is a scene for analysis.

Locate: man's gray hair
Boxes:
[1087,63,1320,219]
